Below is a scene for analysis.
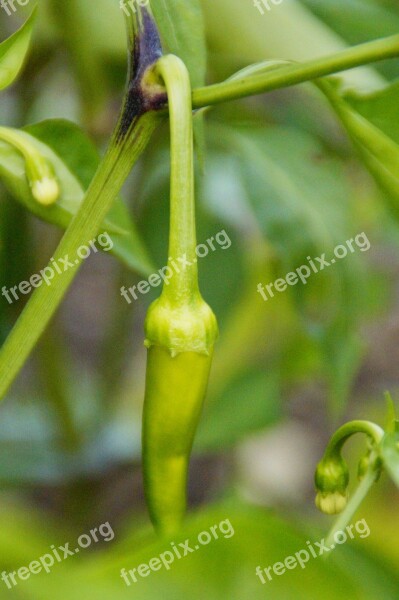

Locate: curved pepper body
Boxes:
[143,346,213,535]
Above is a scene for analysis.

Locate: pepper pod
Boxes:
[143,297,218,535]
[141,55,218,536]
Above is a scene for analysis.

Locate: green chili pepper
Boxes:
[142,55,218,536]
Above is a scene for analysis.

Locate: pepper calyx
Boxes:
[144,294,218,356]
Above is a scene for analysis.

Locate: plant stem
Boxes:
[0,112,160,401]
[154,55,199,303]
[325,462,379,548]
[192,34,399,108]
[324,420,384,457]
[0,4,166,400]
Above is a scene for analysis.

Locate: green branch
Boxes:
[0,5,165,401]
[325,420,385,457]
[154,54,199,301]
[192,34,399,108]
[0,113,159,400]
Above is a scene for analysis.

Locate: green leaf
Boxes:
[320,80,399,224]
[381,431,399,487]
[202,122,371,414]
[47,0,109,116]
[18,503,399,600]
[150,0,206,88]
[0,8,36,91]
[303,0,399,80]
[0,120,153,275]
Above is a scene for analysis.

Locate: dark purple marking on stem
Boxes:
[118,9,167,140]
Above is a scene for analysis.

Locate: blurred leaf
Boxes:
[303,0,399,80]
[381,431,399,487]
[0,8,36,91]
[195,370,280,453]
[0,502,69,569]
[25,118,99,189]
[347,80,399,143]
[201,0,384,91]
[321,326,365,418]
[151,0,206,88]
[205,123,351,267]
[0,120,153,275]
[321,80,399,225]
[150,0,207,157]
[17,503,399,600]
[47,0,109,117]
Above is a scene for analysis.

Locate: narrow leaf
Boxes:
[0,8,36,91]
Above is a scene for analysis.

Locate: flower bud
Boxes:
[358,451,382,482]
[25,154,60,206]
[30,176,60,206]
[0,127,60,206]
[357,454,370,481]
[315,454,349,515]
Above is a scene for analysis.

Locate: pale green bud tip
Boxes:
[315,490,348,515]
[31,177,60,206]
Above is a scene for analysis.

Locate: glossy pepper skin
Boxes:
[143,294,218,536]
[143,347,214,534]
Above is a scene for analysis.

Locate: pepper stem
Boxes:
[325,457,380,548]
[323,420,384,458]
[154,55,199,303]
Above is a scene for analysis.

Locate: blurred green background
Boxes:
[0,0,398,598]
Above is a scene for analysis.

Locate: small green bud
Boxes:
[358,451,382,482]
[315,454,349,515]
[357,453,370,481]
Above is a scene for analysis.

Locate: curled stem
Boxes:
[324,420,384,458]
